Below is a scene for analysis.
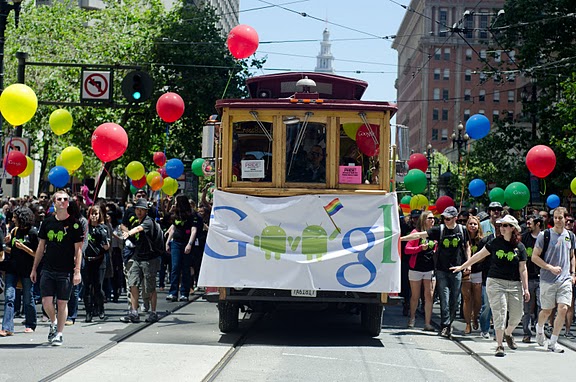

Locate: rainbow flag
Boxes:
[324,198,343,216]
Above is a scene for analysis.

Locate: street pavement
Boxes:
[2,290,576,381]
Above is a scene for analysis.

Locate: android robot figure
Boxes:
[254,225,288,260]
[297,225,339,261]
[47,230,55,241]
[56,231,66,242]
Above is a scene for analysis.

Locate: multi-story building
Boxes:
[392,0,526,157]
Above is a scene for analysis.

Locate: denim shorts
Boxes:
[127,257,161,295]
[40,270,73,301]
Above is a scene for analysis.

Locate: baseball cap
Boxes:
[496,215,520,231]
[441,206,458,218]
[488,202,503,211]
[410,209,423,218]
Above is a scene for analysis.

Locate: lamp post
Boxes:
[0,0,22,197]
[521,79,537,140]
[425,143,433,201]
[451,121,469,170]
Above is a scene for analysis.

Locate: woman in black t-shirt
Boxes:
[0,207,37,336]
[462,216,484,334]
[83,205,109,322]
[452,215,529,357]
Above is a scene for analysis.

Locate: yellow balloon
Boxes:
[342,123,362,140]
[60,146,83,172]
[49,109,73,135]
[409,194,429,211]
[126,161,145,180]
[571,177,576,195]
[147,171,164,191]
[18,156,34,178]
[0,84,38,126]
[161,177,178,195]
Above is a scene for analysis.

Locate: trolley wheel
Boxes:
[218,301,239,333]
[361,304,383,337]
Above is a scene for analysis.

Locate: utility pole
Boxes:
[11,51,26,197]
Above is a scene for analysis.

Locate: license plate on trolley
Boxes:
[291,289,317,297]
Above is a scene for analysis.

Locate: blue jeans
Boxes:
[169,242,192,297]
[522,278,540,336]
[436,270,462,328]
[480,285,492,333]
[67,283,81,321]
[2,274,37,332]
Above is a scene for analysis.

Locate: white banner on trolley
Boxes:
[199,190,401,293]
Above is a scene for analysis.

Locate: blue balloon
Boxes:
[165,158,184,179]
[546,194,560,209]
[468,178,486,197]
[48,166,70,188]
[465,114,491,140]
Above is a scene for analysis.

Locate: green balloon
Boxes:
[130,184,138,194]
[400,195,412,205]
[489,187,505,204]
[404,169,427,194]
[191,158,205,177]
[504,182,530,210]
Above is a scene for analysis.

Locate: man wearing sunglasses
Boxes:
[531,207,576,353]
[30,190,84,346]
[481,202,503,236]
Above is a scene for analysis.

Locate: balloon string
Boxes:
[93,162,106,198]
[220,68,235,100]
[1,131,15,181]
[164,123,170,157]
[541,178,547,195]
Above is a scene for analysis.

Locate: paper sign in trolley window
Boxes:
[241,159,265,178]
[339,166,362,184]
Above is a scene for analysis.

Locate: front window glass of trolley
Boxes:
[285,119,327,183]
[231,121,273,182]
[339,122,380,185]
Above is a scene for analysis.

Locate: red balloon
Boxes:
[153,152,166,167]
[355,124,380,156]
[132,176,147,189]
[227,24,259,59]
[158,167,168,178]
[408,153,428,172]
[91,123,128,162]
[435,195,455,214]
[526,145,556,178]
[156,93,185,123]
[4,150,27,176]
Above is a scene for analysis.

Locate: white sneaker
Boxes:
[481,332,490,339]
[548,343,565,353]
[536,332,546,347]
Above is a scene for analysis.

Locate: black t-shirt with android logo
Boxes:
[521,232,539,279]
[39,215,84,272]
[485,236,528,281]
[427,224,468,272]
[411,237,436,272]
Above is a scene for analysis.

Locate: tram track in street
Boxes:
[39,294,205,382]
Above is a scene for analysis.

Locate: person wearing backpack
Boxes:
[531,207,576,353]
[121,199,161,324]
[401,206,471,337]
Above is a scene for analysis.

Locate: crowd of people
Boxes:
[0,186,212,346]
[400,202,575,357]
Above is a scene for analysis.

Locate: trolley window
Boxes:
[231,121,273,183]
[285,119,327,184]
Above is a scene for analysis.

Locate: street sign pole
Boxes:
[12,51,27,197]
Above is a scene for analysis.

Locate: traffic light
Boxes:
[121,71,153,103]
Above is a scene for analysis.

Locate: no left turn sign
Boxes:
[81,70,111,101]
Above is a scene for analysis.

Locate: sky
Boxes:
[238,0,408,103]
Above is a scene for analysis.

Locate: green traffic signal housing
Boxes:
[121,71,153,103]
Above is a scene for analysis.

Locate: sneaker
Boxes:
[495,345,505,357]
[51,334,63,346]
[145,312,159,323]
[85,313,93,323]
[120,312,140,323]
[99,311,106,320]
[179,295,189,302]
[24,328,34,333]
[440,327,451,338]
[548,343,565,353]
[536,331,546,346]
[423,324,435,332]
[522,335,531,343]
[564,332,576,339]
[504,334,518,350]
[481,332,490,340]
[166,294,177,302]
[65,320,74,326]
[48,323,57,343]
[407,318,415,328]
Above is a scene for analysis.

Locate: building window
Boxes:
[507,73,516,82]
[494,50,501,62]
[433,108,439,120]
[434,48,441,60]
[432,129,439,141]
[493,110,499,122]
[479,72,487,82]
[442,109,449,120]
[464,109,471,121]
[479,109,485,115]
[434,68,440,80]
[480,50,487,60]
[465,69,471,82]
[508,110,514,120]
[433,88,440,100]
[465,49,472,61]
[493,91,500,103]
[508,91,514,103]
[464,89,471,101]
[444,48,450,61]
[508,50,516,63]
[465,16,474,38]
[479,90,486,102]
[439,9,448,36]
[443,69,450,80]
[480,14,488,38]
[441,128,448,141]
[442,89,449,100]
